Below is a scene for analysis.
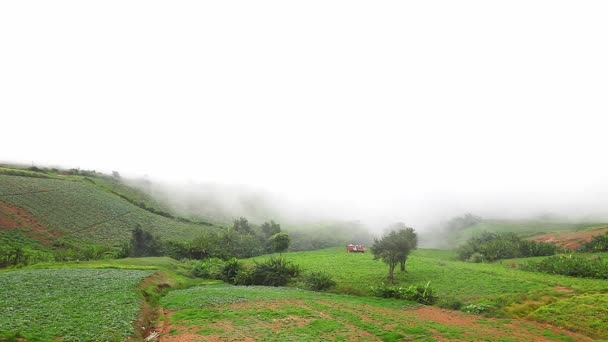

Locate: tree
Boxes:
[386,223,418,272]
[129,225,163,257]
[269,232,290,254]
[233,217,252,233]
[371,225,418,281]
[260,220,281,238]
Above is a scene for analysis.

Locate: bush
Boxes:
[521,254,608,279]
[468,252,484,263]
[243,257,301,287]
[370,281,437,305]
[438,297,463,310]
[457,231,559,262]
[191,258,226,278]
[577,232,608,252]
[221,258,242,284]
[462,303,490,314]
[303,271,336,291]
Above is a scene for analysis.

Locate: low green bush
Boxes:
[457,231,559,262]
[370,281,437,305]
[462,303,490,314]
[577,232,608,252]
[221,258,242,284]
[236,257,301,287]
[303,271,336,291]
[191,258,226,278]
[438,296,463,310]
[521,254,608,279]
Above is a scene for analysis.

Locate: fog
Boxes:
[2,1,608,238]
[124,174,608,232]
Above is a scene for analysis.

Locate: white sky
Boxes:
[2,1,608,224]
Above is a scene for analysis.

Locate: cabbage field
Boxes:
[0,268,154,341]
[0,175,217,247]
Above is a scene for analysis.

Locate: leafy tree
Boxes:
[232,217,252,233]
[372,226,418,281]
[387,223,418,271]
[270,232,290,254]
[128,225,163,257]
[260,220,281,238]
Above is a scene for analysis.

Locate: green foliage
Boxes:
[371,225,418,281]
[468,252,484,263]
[221,258,242,284]
[242,256,301,287]
[269,232,290,253]
[233,217,252,233]
[127,226,164,257]
[0,268,153,341]
[521,254,608,279]
[437,296,463,310]
[462,303,491,314]
[457,231,559,262]
[577,232,608,252]
[303,271,336,291]
[260,220,281,239]
[191,257,226,278]
[370,281,437,305]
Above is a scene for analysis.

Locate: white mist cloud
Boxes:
[1,1,608,227]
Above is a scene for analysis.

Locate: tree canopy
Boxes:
[371,224,418,281]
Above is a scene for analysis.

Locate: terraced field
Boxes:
[158,285,590,341]
[0,268,154,341]
[0,175,218,247]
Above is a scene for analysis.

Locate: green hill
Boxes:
[0,173,221,255]
[449,219,601,246]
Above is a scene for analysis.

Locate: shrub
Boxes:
[521,254,608,279]
[577,232,608,252]
[303,271,336,291]
[191,258,226,279]
[232,266,254,285]
[468,252,484,263]
[457,231,559,262]
[438,296,463,310]
[370,281,437,305]
[221,258,242,284]
[462,303,490,314]
[245,257,301,287]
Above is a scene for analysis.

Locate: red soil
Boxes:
[0,200,61,245]
[529,227,608,250]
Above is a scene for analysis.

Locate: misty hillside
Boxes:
[0,170,220,256]
[0,166,374,259]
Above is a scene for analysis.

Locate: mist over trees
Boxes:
[372,224,418,281]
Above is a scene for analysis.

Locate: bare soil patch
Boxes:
[412,306,477,327]
[529,226,608,250]
[0,200,61,244]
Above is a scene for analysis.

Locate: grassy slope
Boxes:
[245,247,608,338]
[0,174,219,249]
[451,220,601,246]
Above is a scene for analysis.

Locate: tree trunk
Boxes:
[388,262,396,282]
[400,256,407,272]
